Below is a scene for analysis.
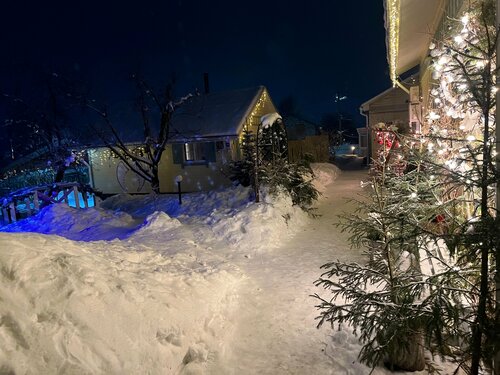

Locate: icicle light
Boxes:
[386,0,401,86]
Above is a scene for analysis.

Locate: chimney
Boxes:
[203,73,210,94]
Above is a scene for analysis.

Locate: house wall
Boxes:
[364,87,409,161]
[88,148,152,195]
[357,127,368,157]
[159,141,234,193]
[234,89,278,159]
[246,90,278,134]
[89,141,236,195]
[420,67,433,116]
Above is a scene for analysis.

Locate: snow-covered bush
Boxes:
[229,122,319,211]
[259,158,319,211]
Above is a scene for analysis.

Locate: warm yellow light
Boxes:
[386,0,401,86]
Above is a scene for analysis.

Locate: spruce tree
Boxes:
[230,125,257,188]
[426,1,498,371]
[313,131,472,372]
[314,1,499,373]
[231,117,319,210]
[257,118,319,211]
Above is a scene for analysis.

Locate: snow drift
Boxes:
[0,233,242,374]
[2,204,139,241]
[0,163,342,374]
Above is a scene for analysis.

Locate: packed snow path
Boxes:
[214,170,368,375]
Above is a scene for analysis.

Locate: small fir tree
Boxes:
[257,117,319,211]
[426,1,498,371]
[230,117,319,211]
[259,157,319,211]
[313,140,475,372]
[229,125,257,188]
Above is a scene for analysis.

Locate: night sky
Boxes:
[1,1,389,126]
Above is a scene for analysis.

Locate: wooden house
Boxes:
[360,82,411,162]
[360,0,465,162]
[88,86,279,194]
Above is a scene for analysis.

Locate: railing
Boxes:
[1,182,94,225]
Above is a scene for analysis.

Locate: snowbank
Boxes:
[135,211,182,233]
[2,163,339,250]
[0,163,344,374]
[209,191,308,255]
[260,112,282,128]
[100,184,254,220]
[0,232,242,374]
[2,204,139,241]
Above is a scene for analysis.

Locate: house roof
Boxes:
[357,127,367,135]
[283,115,318,128]
[385,0,445,82]
[360,86,401,112]
[283,116,318,140]
[360,73,417,112]
[169,86,266,140]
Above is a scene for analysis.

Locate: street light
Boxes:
[335,93,347,102]
[334,93,347,132]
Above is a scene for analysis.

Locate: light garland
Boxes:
[427,11,490,129]
[239,89,270,144]
[424,3,497,219]
[249,89,269,121]
[386,0,401,86]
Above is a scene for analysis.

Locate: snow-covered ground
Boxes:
[0,164,453,374]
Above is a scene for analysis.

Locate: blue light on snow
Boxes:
[56,191,95,208]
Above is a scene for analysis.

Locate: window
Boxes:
[172,142,217,165]
[184,143,205,162]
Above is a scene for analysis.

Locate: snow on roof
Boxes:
[169,86,266,140]
[260,112,282,129]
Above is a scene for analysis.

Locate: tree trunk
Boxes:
[54,164,66,183]
[151,165,160,194]
[470,85,493,372]
[495,229,500,375]
[493,3,500,373]
[386,330,426,372]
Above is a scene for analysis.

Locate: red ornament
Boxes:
[432,214,446,223]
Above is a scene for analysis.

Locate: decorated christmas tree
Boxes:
[315,1,499,372]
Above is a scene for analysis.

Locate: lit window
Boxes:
[173,142,216,165]
[184,143,206,162]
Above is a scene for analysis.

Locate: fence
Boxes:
[288,135,330,163]
[1,182,94,225]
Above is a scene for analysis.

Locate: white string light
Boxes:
[386,0,401,86]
